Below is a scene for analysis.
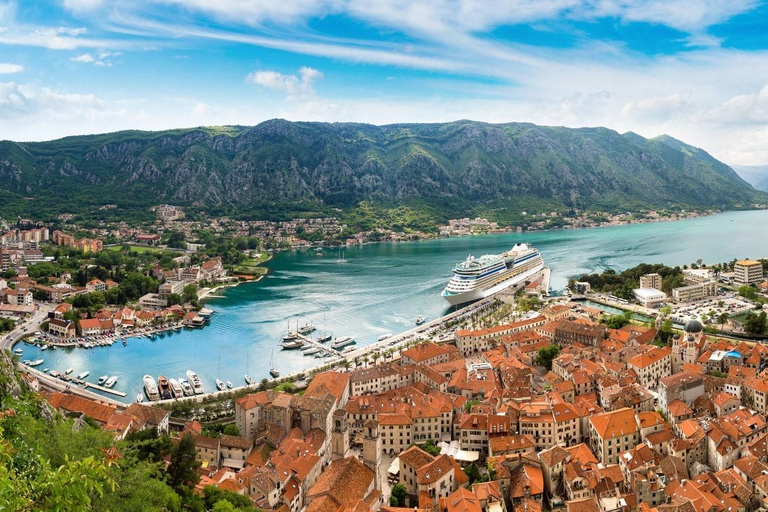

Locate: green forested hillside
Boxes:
[0,120,764,224]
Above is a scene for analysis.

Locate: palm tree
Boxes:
[259,378,269,391]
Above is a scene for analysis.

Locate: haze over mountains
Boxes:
[0,120,764,221]
[733,165,768,193]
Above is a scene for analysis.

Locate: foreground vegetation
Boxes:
[0,351,257,511]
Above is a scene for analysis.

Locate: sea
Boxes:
[28,209,768,403]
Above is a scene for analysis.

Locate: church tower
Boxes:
[362,419,381,485]
[331,409,349,461]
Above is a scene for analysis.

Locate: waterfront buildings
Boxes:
[671,280,717,302]
[735,259,764,286]
[28,289,768,512]
[639,273,662,290]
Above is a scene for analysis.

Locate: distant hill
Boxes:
[733,164,768,192]
[0,120,764,224]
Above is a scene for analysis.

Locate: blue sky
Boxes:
[1,1,768,165]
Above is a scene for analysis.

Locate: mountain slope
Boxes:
[0,120,763,221]
[733,165,768,192]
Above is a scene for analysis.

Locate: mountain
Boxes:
[0,120,764,223]
[733,165,768,192]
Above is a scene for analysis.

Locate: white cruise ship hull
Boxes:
[442,261,544,306]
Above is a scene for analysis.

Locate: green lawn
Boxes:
[105,244,164,254]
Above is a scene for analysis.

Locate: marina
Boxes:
[27,210,768,404]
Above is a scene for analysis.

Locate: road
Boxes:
[0,303,54,352]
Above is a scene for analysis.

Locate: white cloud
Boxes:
[0,62,22,73]
[70,49,120,66]
[71,53,95,63]
[704,84,768,125]
[621,92,693,124]
[246,66,323,100]
[62,0,104,13]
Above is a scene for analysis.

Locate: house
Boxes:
[304,456,379,512]
[79,318,105,336]
[86,279,106,293]
[589,408,639,465]
[124,403,171,434]
[48,318,76,338]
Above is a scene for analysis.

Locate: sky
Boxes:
[1,1,768,165]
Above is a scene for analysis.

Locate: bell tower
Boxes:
[362,419,381,484]
[331,409,349,461]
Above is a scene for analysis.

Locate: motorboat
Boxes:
[77,371,89,379]
[105,376,117,388]
[98,375,108,385]
[415,316,425,325]
[226,381,233,389]
[186,370,204,394]
[169,378,183,398]
[245,374,256,386]
[143,375,159,401]
[216,379,225,391]
[179,378,194,396]
[157,375,172,400]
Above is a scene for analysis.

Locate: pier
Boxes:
[84,382,128,397]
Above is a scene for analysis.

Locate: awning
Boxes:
[388,458,400,475]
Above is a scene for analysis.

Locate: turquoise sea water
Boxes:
[30,210,768,402]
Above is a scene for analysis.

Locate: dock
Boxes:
[84,382,127,397]
[293,333,342,358]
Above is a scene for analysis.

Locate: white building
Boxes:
[633,288,667,308]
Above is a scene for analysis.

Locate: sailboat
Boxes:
[269,350,280,378]
[316,314,332,343]
[336,250,348,264]
[216,353,225,390]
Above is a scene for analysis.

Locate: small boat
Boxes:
[282,332,299,342]
[157,375,172,400]
[415,316,425,325]
[186,370,204,394]
[122,340,127,346]
[245,374,256,386]
[331,336,355,349]
[65,368,74,375]
[13,348,23,355]
[180,378,194,396]
[316,333,332,343]
[25,359,45,367]
[77,371,89,379]
[216,379,225,391]
[105,376,117,388]
[169,378,183,398]
[144,375,159,401]
[41,345,48,351]
[42,368,49,373]
[281,339,304,350]
[303,347,321,356]
[50,370,60,378]
[136,393,144,403]
[98,375,108,385]
[378,333,392,342]
[226,381,233,389]
[269,350,279,378]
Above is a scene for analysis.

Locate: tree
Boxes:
[420,439,440,456]
[223,424,240,436]
[600,312,631,329]
[718,312,729,328]
[390,496,399,507]
[536,345,560,371]
[183,284,199,302]
[464,462,484,484]
[391,484,407,507]
[744,311,767,335]
[739,286,759,301]
[167,293,183,306]
[203,485,255,511]
[166,434,201,497]
[655,318,674,346]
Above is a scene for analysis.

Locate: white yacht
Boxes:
[186,370,204,394]
[105,376,117,388]
[169,378,183,398]
[180,378,194,396]
[331,336,355,350]
[143,375,159,401]
[441,243,545,306]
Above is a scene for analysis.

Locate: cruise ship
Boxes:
[441,243,545,306]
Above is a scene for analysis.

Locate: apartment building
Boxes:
[626,347,672,390]
[589,408,639,465]
[735,260,764,286]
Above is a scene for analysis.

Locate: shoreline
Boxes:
[282,208,727,254]
[198,253,273,301]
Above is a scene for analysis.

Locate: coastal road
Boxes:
[0,304,54,352]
